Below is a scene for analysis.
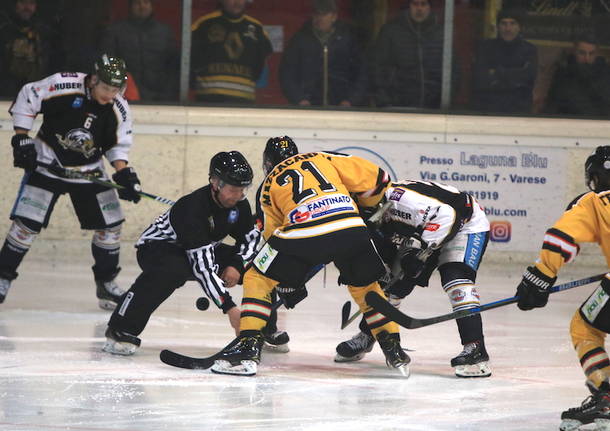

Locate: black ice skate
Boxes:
[262,329,290,353]
[334,331,375,362]
[210,331,264,376]
[0,278,11,303]
[95,278,125,310]
[102,327,141,356]
[560,390,610,431]
[377,331,410,377]
[450,340,491,378]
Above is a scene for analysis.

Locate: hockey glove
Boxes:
[516,266,557,311]
[398,235,431,280]
[11,134,37,171]
[276,283,308,309]
[112,167,141,203]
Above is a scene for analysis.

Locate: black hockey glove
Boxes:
[397,235,432,280]
[276,284,308,309]
[11,134,37,171]
[516,266,557,311]
[112,167,141,203]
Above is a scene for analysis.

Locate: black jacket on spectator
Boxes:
[100,14,179,102]
[471,35,537,114]
[279,20,366,106]
[0,10,61,98]
[545,55,610,117]
[373,12,454,109]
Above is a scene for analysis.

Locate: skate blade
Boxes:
[595,418,610,431]
[454,362,492,378]
[396,363,410,378]
[102,340,137,356]
[98,299,117,311]
[263,342,290,353]
[334,351,368,363]
[210,360,257,376]
[559,419,583,431]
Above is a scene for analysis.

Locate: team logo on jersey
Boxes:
[72,97,83,108]
[228,209,238,224]
[208,23,226,43]
[424,223,440,232]
[243,24,257,41]
[389,188,404,201]
[55,128,96,158]
[288,194,353,224]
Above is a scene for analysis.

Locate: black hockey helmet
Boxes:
[209,151,253,187]
[263,136,299,174]
[585,146,610,192]
[94,54,128,88]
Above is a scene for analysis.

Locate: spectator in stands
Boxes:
[545,35,610,117]
[279,0,366,107]
[372,0,456,109]
[471,8,537,114]
[100,0,178,102]
[191,0,272,104]
[0,0,61,98]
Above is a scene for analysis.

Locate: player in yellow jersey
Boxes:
[210,136,409,376]
[515,146,610,431]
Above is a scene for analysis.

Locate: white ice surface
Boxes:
[0,249,606,431]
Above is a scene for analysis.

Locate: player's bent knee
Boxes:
[7,219,39,250]
[92,225,121,250]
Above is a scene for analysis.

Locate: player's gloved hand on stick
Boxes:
[276,284,307,309]
[112,167,141,203]
[398,235,428,280]
[516,266,557,311]
[11,134,37,171]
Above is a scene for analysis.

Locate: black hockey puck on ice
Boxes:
[196,297,210,311]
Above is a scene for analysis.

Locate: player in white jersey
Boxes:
[0,54,142,310]
[336,180,492,377]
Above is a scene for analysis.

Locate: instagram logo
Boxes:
[490,221,511,242]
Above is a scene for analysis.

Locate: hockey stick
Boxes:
[340,269,404,330]
[37,161,175,206]
[161,264,325,370]
[365,273,606,330]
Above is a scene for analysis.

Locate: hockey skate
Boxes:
[560,390,610,431]
[262,329,290,353]
[211,332,264,376]
[95,278,125,310]
[377,330,411,377]
[0,278,11,304]
[102,327,141,356]
[335,331,375,362]
[450,340,491,378]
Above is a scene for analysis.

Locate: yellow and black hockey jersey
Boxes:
[191,10,272,102]
[259,151,389,241]
[534,190,610,278]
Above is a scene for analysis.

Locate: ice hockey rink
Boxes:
[0,243,605,431]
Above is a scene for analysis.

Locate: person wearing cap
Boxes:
[102,151,260,356]
[279,0,367,106]
[471,8,538,114]
[545,34,610,117]
[372,0,458,109]
[100,0,179,102]
[0,54,142,310]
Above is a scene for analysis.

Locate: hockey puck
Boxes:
[196,297,210,311]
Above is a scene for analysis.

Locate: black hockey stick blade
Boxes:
[340,301,352,329]
[160,337,240,370]
[366,273,606,330]
[159,349,218,370]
